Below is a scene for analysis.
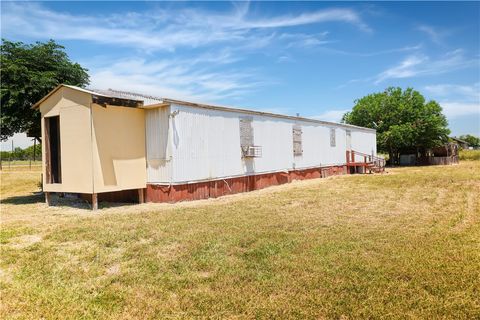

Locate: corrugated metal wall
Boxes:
[149,103,377,184]
[170,105,244,182]
[145,107,172,183]
[351,130,377,156]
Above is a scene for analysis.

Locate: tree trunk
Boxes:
[389,150,394,167]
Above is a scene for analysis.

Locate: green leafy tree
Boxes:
[0,144,42,161]
[458,134,480,148]
[1,39,89,142]
[342,87,450,164]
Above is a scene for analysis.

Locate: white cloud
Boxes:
[440,102,480,118]
[277,55,295,63]
[279,32,332,49]
[0,2,375,103]
[233,8,371,32]
[311,109,350,122]
[417,24,450,45]
[88,55,264,103]
[424,83,480,100]
[374,50,478,84]
[1,2,370,51]
[424,83,480,119]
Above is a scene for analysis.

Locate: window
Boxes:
[330,128,336,147]
[293,124,303,156]
[45,116,62,183]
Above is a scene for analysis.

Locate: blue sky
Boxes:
[1,1,479,150]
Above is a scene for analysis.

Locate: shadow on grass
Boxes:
[1,192,44,205]
[1,192,138,211]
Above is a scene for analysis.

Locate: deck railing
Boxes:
[346,150,386,172]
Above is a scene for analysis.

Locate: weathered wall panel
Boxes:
[145,107,172,183]
[91,104,146,193]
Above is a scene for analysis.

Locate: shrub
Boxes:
[459,149,480,161]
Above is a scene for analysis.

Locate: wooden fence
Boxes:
[428,156,459,165]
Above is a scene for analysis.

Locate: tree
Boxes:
[1,39,89,142]
[458,134,480,148]
[342,87,450,165]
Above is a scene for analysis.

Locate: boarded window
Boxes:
[45,116,62,183]
[346,130,351,150]
[330,128,336,147]
[293,124,303,156]
[239,117,254,147]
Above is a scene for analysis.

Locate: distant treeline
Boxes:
[1,144,42,161]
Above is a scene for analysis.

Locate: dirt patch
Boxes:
[8,234,42,249]
[156,242,183,260]
[106,264,121,276]
[0,267,14,284]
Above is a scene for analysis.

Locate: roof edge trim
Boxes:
[164,98,376,132]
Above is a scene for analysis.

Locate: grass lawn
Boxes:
[1,163,479,319]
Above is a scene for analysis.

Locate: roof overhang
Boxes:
[32,84,144,109]
[138,102,171,109]
[92,94,143,108]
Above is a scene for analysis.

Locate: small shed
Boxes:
[33,85,147,208]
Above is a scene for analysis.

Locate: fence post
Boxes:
[9,140,13,169]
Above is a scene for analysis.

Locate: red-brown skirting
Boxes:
[145,165,347,203]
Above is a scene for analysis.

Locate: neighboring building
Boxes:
[34,85,381,209]
[428,142,459,165]
[398,138,461,166]
[450,137,470,149]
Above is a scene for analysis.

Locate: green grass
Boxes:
[459,149,480,161]
[1,163,479,319]
[1,159,41,165]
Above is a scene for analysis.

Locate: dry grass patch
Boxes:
[1,162,479,319]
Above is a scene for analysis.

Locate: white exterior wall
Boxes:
[145,107,172,183]
[144,103,376,184]
[170,105,245,183]
[351,130,377,156]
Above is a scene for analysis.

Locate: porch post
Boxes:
[92,193,98,211]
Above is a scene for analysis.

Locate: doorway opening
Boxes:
[45,116,62,183]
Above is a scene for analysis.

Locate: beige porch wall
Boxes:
[91,104,147,193]
[41,87,94,193]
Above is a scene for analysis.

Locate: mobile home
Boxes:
[34,85,381,209]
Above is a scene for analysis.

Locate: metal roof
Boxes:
[32,84,144,109]
[160,98,376,132]
[88,88,164,106]
[33,84,375,132]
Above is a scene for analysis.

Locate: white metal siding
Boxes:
[145,107,172,183]
[163,104,377,183]
[351,130,376,157]
[170,105,244,182]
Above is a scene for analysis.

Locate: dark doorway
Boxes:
[45,116,61,183]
